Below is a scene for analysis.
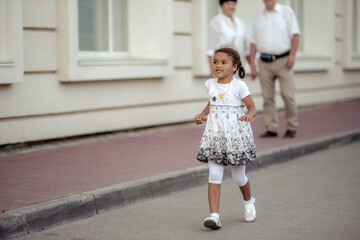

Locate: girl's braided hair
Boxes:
[214,47,245,79]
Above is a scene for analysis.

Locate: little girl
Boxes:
[195,48,257,229]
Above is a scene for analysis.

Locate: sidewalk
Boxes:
[1,100,360,238]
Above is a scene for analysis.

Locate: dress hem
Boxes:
[196,154,256,166]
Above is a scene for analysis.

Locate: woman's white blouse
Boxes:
[207,13,249,60]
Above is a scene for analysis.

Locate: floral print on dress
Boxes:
[197,104,256,166]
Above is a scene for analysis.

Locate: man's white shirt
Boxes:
[248,3,300,55]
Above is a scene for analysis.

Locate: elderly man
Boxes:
[249,0,300,138]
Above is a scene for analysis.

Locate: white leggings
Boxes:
[208,160,248,187]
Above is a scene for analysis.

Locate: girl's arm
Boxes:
[195,102,210,125]
[238,95,257,122]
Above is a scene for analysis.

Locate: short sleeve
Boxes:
[235,80,251,99]
[287,7,301,36]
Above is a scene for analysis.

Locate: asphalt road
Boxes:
[15,142,360,240]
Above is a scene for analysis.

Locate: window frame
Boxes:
[57,0,172,82]
[0,0,23,84]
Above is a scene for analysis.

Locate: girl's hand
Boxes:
[195,114,205,125]
[237,114,254,122]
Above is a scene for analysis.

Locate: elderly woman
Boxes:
[207,0,250,77]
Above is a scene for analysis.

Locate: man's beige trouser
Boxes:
[258,58,298,133]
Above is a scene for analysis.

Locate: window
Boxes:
[352,0,360,57]
[290,0,304,53]
[57,0,172,82]
[192,0,219,76]
[288,0,334,71]
[343,0,360,69]
[207,0,218,30]
[0,0,23,84]
[0,0,9,63]
[78,0,128,59]
[290,0,332,58]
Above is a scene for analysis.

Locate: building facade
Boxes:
[0,0,359,145]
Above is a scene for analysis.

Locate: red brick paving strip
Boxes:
[0,100,359,211]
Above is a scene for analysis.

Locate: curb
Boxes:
[1,129,360,239]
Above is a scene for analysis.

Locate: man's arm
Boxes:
[249,43,258,80]
[286,34,299,68]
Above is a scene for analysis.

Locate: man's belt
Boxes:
[260,51,290,62]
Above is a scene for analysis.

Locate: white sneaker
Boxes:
[203,213,221,229]
[244,198,256,223]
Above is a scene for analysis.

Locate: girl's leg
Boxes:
[208,183,221,213]
[208,161,224,213]
[239,180,252,201]
[203,161,224,229]
[231,165,256,222]
[230,165,250,199]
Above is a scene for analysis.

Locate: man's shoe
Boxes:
[260,131,278,138]
[203,213,221,229]
[283,130,296,138]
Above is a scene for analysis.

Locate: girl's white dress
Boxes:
[197,77,256,166]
